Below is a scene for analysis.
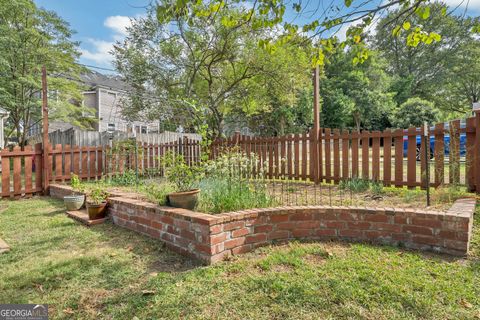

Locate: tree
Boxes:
[321,47,395,132]
[0,0,92,146]
[373,3,479,115]
[390,97,437,128]
[113,4,312,138]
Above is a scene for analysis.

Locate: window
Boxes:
[141,126,147,134]
[107,123,115,132]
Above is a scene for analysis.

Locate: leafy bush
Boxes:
[110,169,137,186]
[339,178,371,193]
[198,149,274,213]
[370,181,384,195]
[138,181,174,206]
[70,173,84,193]
[87,185,109,205]
[161,152,203,192]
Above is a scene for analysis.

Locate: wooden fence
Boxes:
[211,115,480,192]
[0,137,202,198]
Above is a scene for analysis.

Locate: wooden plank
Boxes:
[268,137,273,179]
[466,117,475,191]
[449,120,461,185]
[407,127,417,189]
[351,131,359,179]
[13,146,21,196]
[475,112,480,194]
[324,128,331,183]
[420,127,427,189]
[280,135,286,178]
[73,146,80,175]
[55,144,63,181]
[1,149,10,197]
[81,147,88,180]
[24,145,33,196]
[318,129,323,183]
[383,130,392,187]
[372,131,380,181]
[394,129,403,188]
[97,146,103,177]
[434,123,445,186]
[64,145,71,177]
[333,129,340,184]
[89,147,96,180]
[35,143,43,192]
[287,135,293,179]
[301,133,307,180]
[294,134,300,180]
[341,130,349,181]
[361,131,369,180]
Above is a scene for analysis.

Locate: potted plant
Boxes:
[64,173,85,211]
[86,185,109,220]
[162,152,203,210]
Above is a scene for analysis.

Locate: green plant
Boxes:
[70,173,84,194]
[111,169,137,186]
[370,181,384,195]
[88,185,109,205]
[161,152,203,192]
[140,181,175,206]
[339,178,370,193]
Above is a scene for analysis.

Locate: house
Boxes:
[0,107,9,149]
[31,70,159,136]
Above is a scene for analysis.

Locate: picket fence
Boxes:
[0,137,201,198]
[212,116,480,192]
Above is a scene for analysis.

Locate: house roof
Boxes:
[79,70,129,92]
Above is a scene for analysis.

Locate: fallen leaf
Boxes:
[460,299,473,309]
[141,290,155,295]
[63,308,75,315]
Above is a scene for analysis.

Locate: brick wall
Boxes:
[50,184,475,264]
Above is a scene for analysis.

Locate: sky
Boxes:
[34,0,480,74]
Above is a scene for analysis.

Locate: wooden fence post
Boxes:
[41,66,50,194]
[475,111,480,193]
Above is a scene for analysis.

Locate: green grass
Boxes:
[0,197,479,319]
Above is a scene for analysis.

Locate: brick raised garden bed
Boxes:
[50,184,475,264]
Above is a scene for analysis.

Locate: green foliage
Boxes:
[87,185,109,205]
[0,0,94,145]
[162,152,203,192]
[370,181,384,195]
[110,169,138,186]
[69,173,83,193]
[390,97,437,128]
[339,178,371,193]
[139,181,174,206]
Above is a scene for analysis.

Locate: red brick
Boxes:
[254,225,273,233]
[277,222,297,230]
[296,221,320,229]
[347,222,371,230]
[403,225,433,236]
[412,235,442,246]
[166,225,180,235]
[292,229,311,238]
[319,212,338,220]
[174,219,190,230]
[438,230,456,240]
[412,218,442,228]
[151,221,163,230]
[338,229,363,238]
[270,214,289,223]
[146,227,160,238]
[324,221,345,229]
[392,233,409,241]
[196,243,213,254]
[224,221,245,231]
[290,212,313,221]
[232,244,253,254]
[210,224,222,234]
[373,223,402,233]
[339,212,358,221]
[364,230,391,239]
[210,233,227,245]
[225,237,246,249]
[364,214,389,223]
[180,229,196,241]
[444,239,468,251]
[160,215,174,225]
[246,233,267,244]
[268,230,289,240]
[394,216,408,224]
[232,228,250,238]
[315,229,336,237]
[136,223,147,234]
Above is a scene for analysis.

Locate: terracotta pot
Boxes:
[168,189,200,210]
[86,201,107,220]
[64,195,85,211]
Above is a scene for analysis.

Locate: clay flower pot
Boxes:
[64,195,85,211]
[168,189,200,210]
[86,201,107,220]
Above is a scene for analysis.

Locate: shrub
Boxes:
[87,185,109,205]
[370,181,384,195]
[110,169,137,186]
[161,151,203,192]
[339,178,370,193]
[139,181,174,206]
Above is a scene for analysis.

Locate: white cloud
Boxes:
[80,15,134,68]
[334,19,379,42]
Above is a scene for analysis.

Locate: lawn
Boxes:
[0,197,479,319]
